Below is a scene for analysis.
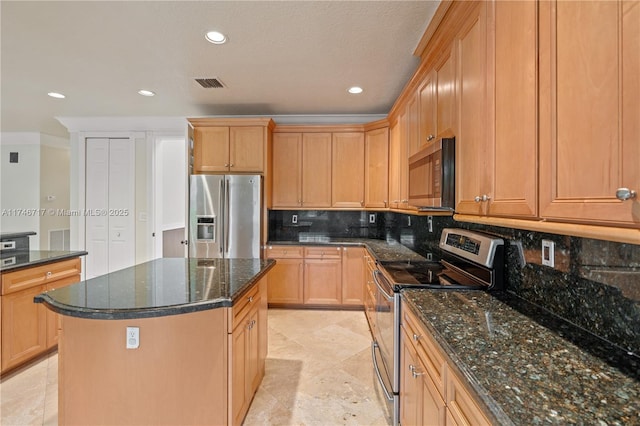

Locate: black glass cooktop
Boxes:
[379,260,444,285]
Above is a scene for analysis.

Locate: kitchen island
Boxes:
[35,257,275,426]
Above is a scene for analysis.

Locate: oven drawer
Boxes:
[402,304,446,398]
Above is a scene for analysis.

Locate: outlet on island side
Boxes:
[126,326,140,349]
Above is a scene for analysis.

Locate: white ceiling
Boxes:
[1,1,439,137]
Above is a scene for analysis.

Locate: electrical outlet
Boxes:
[427,216,433,233]
[292,214,298,224]
[126,326,140,349]
[541,240,555,267]
[369,214,376,224]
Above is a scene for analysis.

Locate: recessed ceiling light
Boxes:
[205,31,227,44]
[48,92,65,99]
[138,89,155,97]
[348,86,363,94]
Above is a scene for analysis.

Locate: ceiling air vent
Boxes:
[195,78,225,89]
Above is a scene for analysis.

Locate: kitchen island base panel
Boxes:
[58,309,228,426]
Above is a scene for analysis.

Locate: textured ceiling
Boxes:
[1,1,439,137]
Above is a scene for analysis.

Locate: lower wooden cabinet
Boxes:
[401,300,491,426]
[265,245,365,308]
[229,277,267,426]
[363,251,377,333]
[1,257,82,374]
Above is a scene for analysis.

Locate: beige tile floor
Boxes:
[1,309,391,425]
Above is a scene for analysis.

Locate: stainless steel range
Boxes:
[370,228,505,425]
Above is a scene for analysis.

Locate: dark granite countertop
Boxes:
[0,250,88,272]
[35,258,275,320]
[402,289,640,425]
[267,238,426,263]
[0,231,37,239]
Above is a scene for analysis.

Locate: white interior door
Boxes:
[85,138,135,278]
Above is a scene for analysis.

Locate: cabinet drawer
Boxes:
[402,304,446,398]
[446,365,491,426]
[304,246,342,259]
[265,246,304,259]
[230,284,260,332]
[1,258,82,295]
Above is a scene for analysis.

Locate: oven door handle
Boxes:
[371,341,393,402]
[373,270,394,301]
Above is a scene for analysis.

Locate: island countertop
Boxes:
[35,258,275,320]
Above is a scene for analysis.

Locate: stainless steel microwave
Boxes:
[407,136,455,210]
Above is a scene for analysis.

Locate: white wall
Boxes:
[160,137,186,230]
[40,135,71,249]
[0,132,42,249]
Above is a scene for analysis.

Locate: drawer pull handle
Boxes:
[412,333,421,342]
[248,296,253,303]
[46,271,52,278]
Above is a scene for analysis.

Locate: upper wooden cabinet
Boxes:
[332,132,365,208]
[418,46,455,150]
[189,118,274,174]
[455,1,492,216]
[455,0,537,219]
[365,127,389,209]
[302,133,332,207]
[539,0,640,226]
[271,132,332,208]
[406,93,420,157]
[271,133,302,207]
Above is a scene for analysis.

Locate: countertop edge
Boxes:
[1,250,88,273]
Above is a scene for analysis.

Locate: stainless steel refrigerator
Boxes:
[188,175,261,258]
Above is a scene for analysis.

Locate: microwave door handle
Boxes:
[373,270,394,301]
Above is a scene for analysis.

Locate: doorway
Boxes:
[154,136,187,258]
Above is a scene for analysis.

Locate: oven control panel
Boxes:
[439,228,503,268]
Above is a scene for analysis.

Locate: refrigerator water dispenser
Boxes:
[196,216,216,241]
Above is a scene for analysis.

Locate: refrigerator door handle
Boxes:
[225,177,230,255]
[219,178,225,254]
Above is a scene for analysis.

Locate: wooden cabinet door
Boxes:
[388,119,402,209]
[341,246,365,305]
[332,132,365,208]
[302,133,332,207]
[436,46,455,136]
[446,366,491,426]
[46,274,81,348]
[266,258,304,304]
[247,306,261,395]
[1,284,47,372]
[455,2,491,215]
[230,318,249,426]
[406,92,420,157]
[420,356,446,425]
[271,133,302,208]
[303,259,342,305]
[193,127,230,173]
[365,128,389,208]
[230,126,265,172]
[489,0,538,218]
[539,0,640,226]
[419,69,437,148]
[400,328,422,426]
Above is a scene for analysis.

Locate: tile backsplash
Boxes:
[268,210,640,354]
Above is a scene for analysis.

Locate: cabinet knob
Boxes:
[401,199,408,203]
[224,163,229,167]
[361,200,364,206]
[616,188,637,201]
[412,333,421,342]
[427,134,435,141]
[474,194,491,202]
[230,163,234,167]
[248,296,253,303]
[46,271,52,278]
